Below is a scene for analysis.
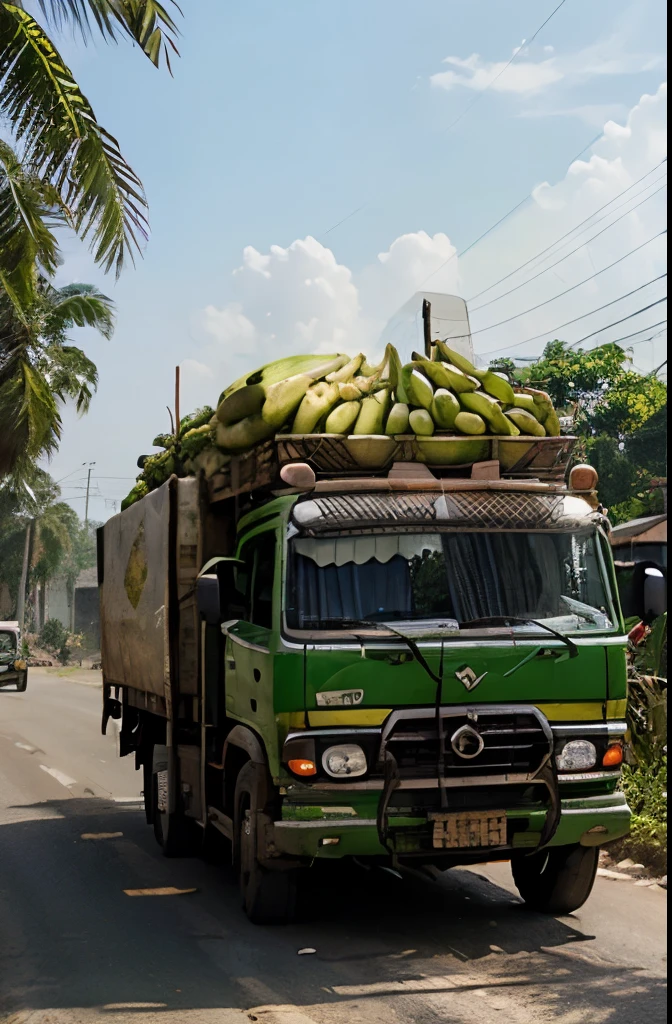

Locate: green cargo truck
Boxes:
[98,434,661,924]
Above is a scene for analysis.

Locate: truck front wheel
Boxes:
[234,762,298,925]
[511,843,599,915]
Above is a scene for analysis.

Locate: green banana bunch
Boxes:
[123,340,567,511]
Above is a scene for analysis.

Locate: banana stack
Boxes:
[122,345,561,509]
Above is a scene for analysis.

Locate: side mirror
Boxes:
[630,561,667,624]
[643,567,667,622]
[197,556,248,624]
[197,575,221,625]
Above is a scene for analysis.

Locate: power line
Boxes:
[467,159,668,304]
[568,297,668,350]
[320,0,570,240]
[628,328,667,347]
[610,322,667,346]
[414,133,607,293]
[481,290,667,356]
[470,183,667,314]
[466,230,666,334]
[439,0,569,136]
[473,272,665,342]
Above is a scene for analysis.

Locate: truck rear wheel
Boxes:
[151,746,200,858]
[16,674,27,692]
[234,762,298,925]
[512,843,599,915]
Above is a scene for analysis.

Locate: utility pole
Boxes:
[83,462,96,526]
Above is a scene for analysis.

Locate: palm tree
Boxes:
[0,467,77,629]
[1,140,116,474]
[0,276,114,475]
[0,1,181,276]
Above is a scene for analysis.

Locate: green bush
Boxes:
[39,618,72,665]
[621,758,667,847]
[39,618,69,653]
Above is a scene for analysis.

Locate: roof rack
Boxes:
[208,433,577,505]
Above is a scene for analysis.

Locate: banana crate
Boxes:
[208,432,577,503]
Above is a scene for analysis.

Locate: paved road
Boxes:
[0,671,666,1024]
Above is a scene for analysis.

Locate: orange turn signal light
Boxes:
[602,744,623,767]
[288,759,317,777]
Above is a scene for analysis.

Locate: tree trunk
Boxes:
[16,522,32,633]
[33,584,41,633]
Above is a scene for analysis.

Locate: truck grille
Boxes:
[382,707,551,782]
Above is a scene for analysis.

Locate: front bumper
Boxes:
[272,788,631,859]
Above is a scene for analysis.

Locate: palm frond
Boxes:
[46,283,115,340]
[35,0,181,70]
[41,343,99,413]
[0,358,61,475]
[0,3,149,275]
[0,138,66,314]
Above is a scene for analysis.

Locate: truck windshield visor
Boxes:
[286,530,614,634]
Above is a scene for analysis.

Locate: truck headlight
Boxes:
[556,739,597,771]
[322,744,367,779]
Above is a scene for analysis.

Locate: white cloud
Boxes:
[461,83,667,362]
[202,303,255,347]
[189,231,460,386]
[431,53,563,95]
[430,33,665,97]
[190,84,666,400]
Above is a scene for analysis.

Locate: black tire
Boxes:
[234,761,298,925]
[512,843,599,915]
[151,746,200,858]
[16,675,27,692]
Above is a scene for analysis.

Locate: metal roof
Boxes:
[610,514,667,540]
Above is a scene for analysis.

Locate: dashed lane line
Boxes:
[39,764,77,789]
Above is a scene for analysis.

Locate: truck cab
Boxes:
[99,440,648,924]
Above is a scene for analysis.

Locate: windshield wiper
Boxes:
[458,616,578,659]
[305,616,443,685]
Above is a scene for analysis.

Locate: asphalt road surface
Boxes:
[0,670,666,1024]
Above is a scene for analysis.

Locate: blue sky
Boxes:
[39,0,667,518]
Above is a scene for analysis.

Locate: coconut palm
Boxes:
[0,1,181,276]
[0,275,115,475]
[0,466,78,628]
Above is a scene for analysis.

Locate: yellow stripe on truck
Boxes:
[279,699,627,731]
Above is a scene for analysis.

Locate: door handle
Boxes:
[226,658,235,670]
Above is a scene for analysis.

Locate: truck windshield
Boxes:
[0,631,17,662]
[286,530,614,634]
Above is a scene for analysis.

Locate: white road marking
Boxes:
[15,742,35,752]
[39,764,77,788]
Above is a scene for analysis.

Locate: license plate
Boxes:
[429,810,507,849]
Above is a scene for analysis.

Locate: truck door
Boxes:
[224,529,277,731]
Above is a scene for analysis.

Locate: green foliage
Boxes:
[39,616,69,653]
[620,757,667,852]
[505,340,667,521]
[60,518,100,591]
[0,270,114,474]
[0,468,86,619]
[627,614,667,760]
